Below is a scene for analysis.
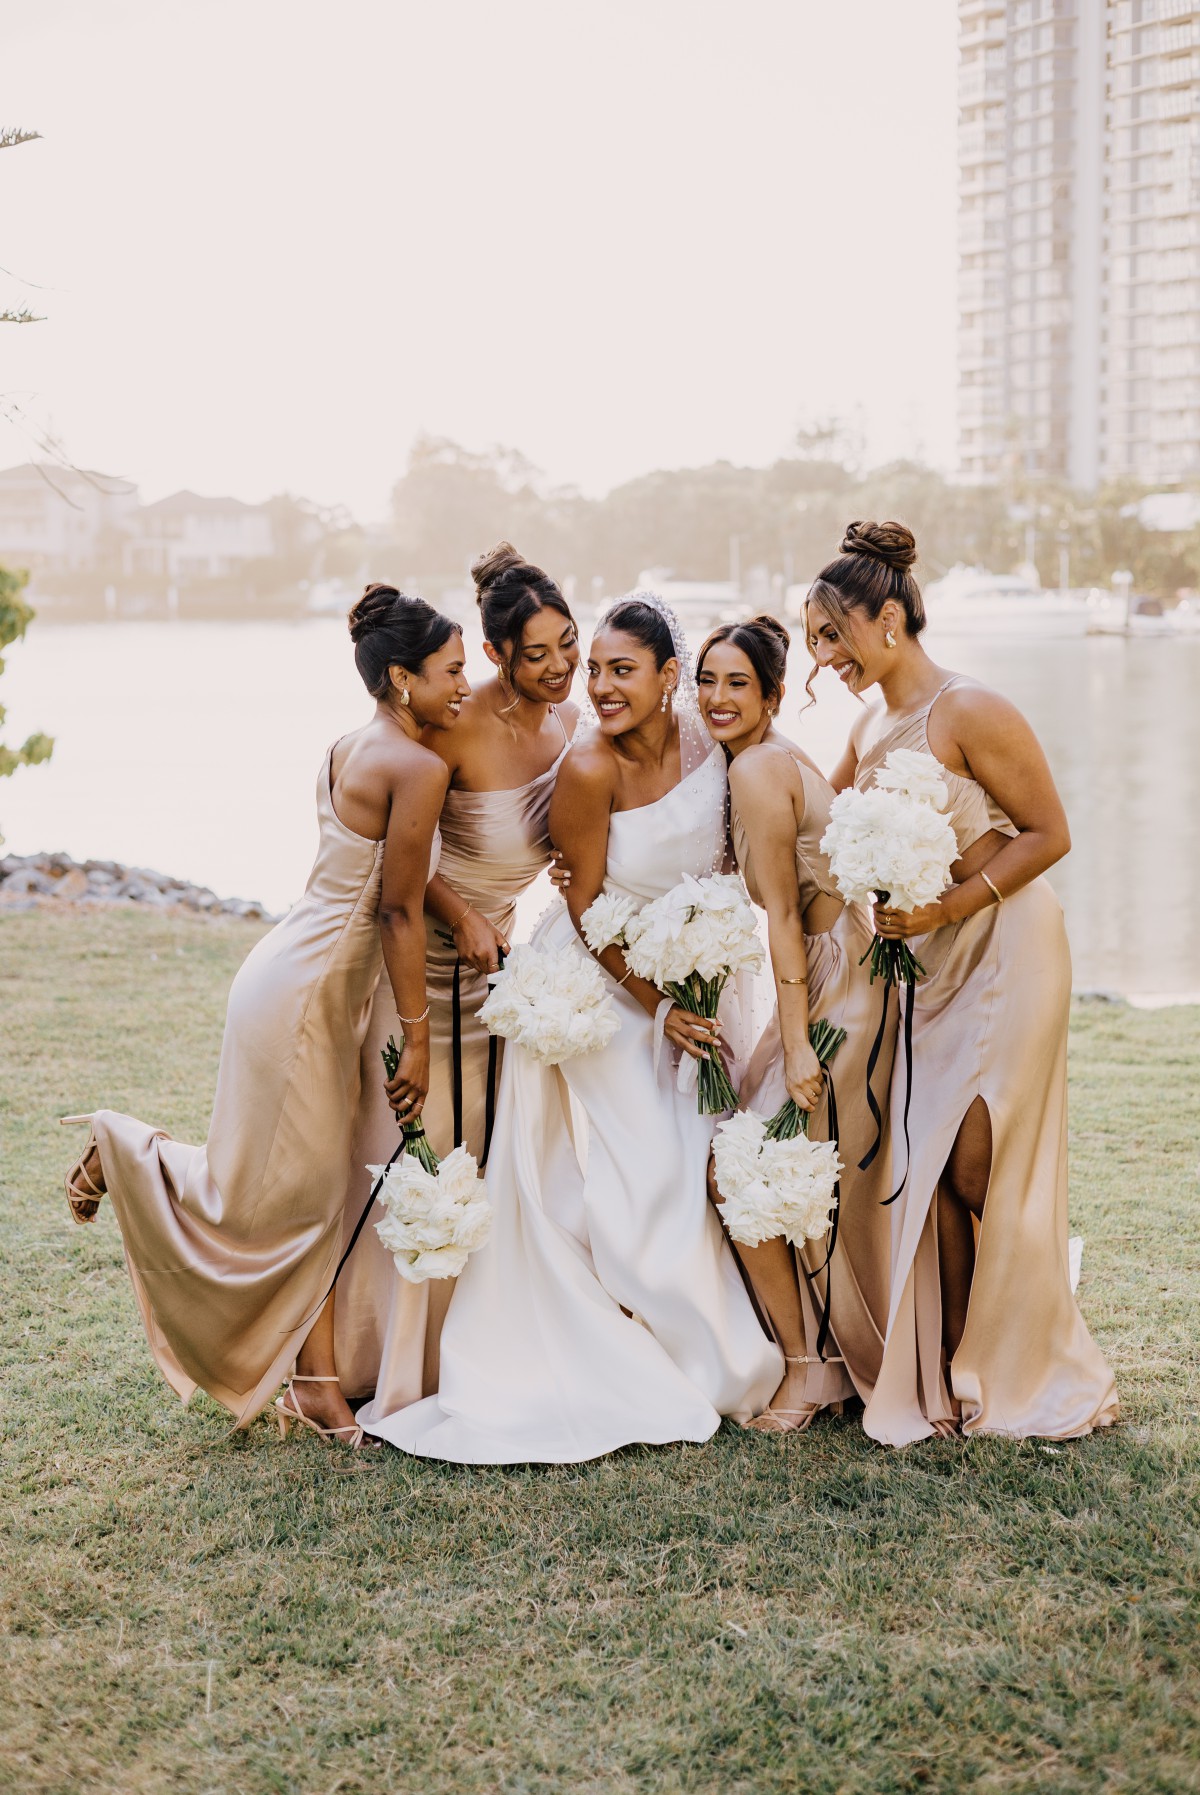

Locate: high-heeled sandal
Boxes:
[744,1352,846,1435]
[60,1114,104,1224]
[274,1375,377,1450]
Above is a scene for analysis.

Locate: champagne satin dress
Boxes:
[856,679,1118,1445]
[732,754,894,1409]
[362,737,783,1462]
[90,747,432,1429]
[346,719,570,1427]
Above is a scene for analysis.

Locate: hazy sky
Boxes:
[2,0,958,519]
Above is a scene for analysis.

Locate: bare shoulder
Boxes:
[728,740,801,797]
[378,730,451,801]
[937,680,1027,737]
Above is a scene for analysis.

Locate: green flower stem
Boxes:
[382,1032,440,1171]
[663,975,740,1116]
[763,1018,848,1141]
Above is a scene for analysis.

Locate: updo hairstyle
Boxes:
[697,613,790,710]
[807,520,926,638]
[347,582,458,699]
[599,596,675,669]
[470,542,574,681]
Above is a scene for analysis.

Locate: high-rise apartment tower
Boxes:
[957,0,1200,489]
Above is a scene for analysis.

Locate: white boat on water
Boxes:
[922,567,1090,637]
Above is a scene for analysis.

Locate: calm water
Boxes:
[4,616,1198,997]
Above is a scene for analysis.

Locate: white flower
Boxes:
[371,1141,491,1283]
[623,872,763,990]
[873,748,950,811]
[713,1109,768,1199]
[820,783,957,914]
[478,940,620,1065]
[580,890,637,954]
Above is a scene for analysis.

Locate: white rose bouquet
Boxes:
[712,1017,846,1248]
[620,871,764,1115]
[363,1034,492,1283]
[477,940,620,1066]
[819,748,958,987]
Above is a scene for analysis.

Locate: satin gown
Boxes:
[90,747,435,1429]
[732,753,894,1409]
[857,680,1119,1445]
[361,740,783,1462]
[344,723,570,1424]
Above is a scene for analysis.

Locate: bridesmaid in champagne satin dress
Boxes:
[362,596,781,1462]
[810,521,1118,1446]
[345,546,579,1427]
[697,618,893,1428]
[61,590,467,1442]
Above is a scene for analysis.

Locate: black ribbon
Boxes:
[452,950,504,1168]
[292,1133,408,1330]
[881,978,916,1207]
[799,1067,841,1361]
[857,979,891,1172]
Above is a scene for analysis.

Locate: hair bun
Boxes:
[841,520,917,573]
[745,612,791,652]
[347,582,400,644]
[470,541,526,603]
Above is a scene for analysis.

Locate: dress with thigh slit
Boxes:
[855,680,1118,1444]
[732,754,894,1409]
[89,746,436,1428]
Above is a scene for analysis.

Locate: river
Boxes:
[3,615,1197,998]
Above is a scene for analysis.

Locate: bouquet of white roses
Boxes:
[367,1034,492,1283]
[478,940,620,1066]
[712,1017,846,1247]
[819,748,958,986]
[615,871,763,1115]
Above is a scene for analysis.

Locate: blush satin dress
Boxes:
[343,720,571,1427]
[732,752,894,1410]
[856,680,1119,1445]
[361,736,783,1462]
[90,747,436,1429]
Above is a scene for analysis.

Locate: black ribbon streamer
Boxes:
[799,1067,841,1361]
[292,1133,408,1330]
[857,980,891,1172]
[452,950,504,1168]
[881,979,916,1207]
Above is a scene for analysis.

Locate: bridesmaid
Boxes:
[808,519,1118,1444]
[696,615,893,1431]
[61,586,467,1445]
[345,543,578,1427]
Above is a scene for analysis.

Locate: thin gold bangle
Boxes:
[980,871,1004,906]
[396,1005,430,1025]
[778,975,808,986]
[616,965,634,986]
[449,901,474,931]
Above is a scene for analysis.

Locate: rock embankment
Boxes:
[0,851,276,920]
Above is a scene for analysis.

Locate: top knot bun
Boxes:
[347,581,400,644]
[840,520,918,573]
[745,612,791,652]
[470,542,526,601]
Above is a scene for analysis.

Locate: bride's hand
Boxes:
[452,907,510,975]
[873,896,949,939]
[784,1040,823,1112]
[385,1040,429,1120]
[664,1003,718,1063]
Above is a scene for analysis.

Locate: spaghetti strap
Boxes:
[551,706,570,748]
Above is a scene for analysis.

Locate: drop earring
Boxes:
[884,629,896,649]
[661,686,673,712]
[400,686,411,706]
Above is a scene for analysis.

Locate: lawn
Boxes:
[1,906,1197,1795]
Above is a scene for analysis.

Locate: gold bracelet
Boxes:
[449,902,474,931]
[778,975,808,986]
[980,871,1004,906]
[616,965,634,986]
[396,1005,430,1026]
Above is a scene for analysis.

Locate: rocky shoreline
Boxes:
[0,851,277,921]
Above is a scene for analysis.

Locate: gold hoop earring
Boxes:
[884,629,896,650]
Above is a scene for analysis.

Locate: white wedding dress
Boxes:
[361,732,782,1463]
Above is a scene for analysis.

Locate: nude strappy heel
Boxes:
[274,1375,375,1450]
[745,1353,846,1435]
[60,1114,104,1224]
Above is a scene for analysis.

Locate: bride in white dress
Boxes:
[362,595,782,1462]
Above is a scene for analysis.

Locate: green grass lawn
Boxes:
[2,907,1197,1795]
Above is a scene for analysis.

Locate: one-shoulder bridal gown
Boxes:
[361,736,783,1462]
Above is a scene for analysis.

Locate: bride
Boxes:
[362,594,782,1462]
